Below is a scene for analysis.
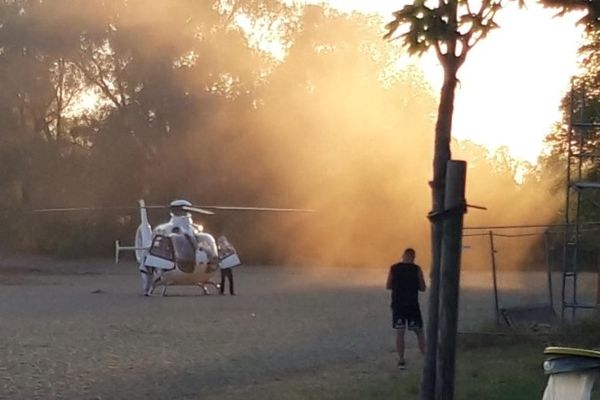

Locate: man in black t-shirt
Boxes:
[386,248,426,369]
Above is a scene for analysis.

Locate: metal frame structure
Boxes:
[463,228,556,327]
[463,221,600,325]
[562,83,600,319]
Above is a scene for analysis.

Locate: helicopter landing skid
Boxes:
[198,282,220,295]
[146,281,220,296]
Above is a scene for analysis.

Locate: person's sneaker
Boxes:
[397,361,406,370]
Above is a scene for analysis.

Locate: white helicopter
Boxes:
[114,199,310,296]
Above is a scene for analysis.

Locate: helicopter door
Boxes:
[144,235,176,270]
[170,233,196,273]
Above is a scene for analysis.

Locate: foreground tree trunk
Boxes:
[420,64,459,400]
[436,160,467,400]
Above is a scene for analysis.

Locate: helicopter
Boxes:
[114,199,311,296]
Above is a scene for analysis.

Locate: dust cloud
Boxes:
[0,1,564,276]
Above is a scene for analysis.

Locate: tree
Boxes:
[384,1,514,399]
[540,6,600,273]
[0,0,88,203]
[540,0,600,32]
[540,0,600,164]
[0,0,281,252]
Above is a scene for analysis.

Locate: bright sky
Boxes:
[307,0,586,164]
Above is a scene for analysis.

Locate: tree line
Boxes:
[0,0,578,267]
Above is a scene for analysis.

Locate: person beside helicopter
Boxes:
[217,236,237,295]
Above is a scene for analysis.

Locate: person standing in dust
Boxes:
[386,247,426,369]
[217,236,236,295]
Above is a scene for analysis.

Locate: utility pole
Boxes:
[435,160,467,400]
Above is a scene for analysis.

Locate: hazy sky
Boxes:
[305,0,585,163]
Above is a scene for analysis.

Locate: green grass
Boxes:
[335,316,600,400]
[455,340,546,400]
[239,341,546,400]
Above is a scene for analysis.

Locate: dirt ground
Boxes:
[0,257,595,399]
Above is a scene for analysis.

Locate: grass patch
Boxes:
[345,315,600,400]
[455,339,546,400]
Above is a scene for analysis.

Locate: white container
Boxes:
[219,253,241,269]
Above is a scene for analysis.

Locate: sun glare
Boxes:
[303,0,585,164]
[235,13,287,61]
[449,3,584,163]
[67,89,103,117]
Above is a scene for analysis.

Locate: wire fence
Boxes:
[459,224,600,327]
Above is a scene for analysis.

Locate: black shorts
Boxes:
[392,304,423,330]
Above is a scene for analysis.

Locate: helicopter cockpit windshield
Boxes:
[149,235,174,260]
[170,233,196,273]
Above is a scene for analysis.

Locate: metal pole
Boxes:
[435,160,466,400]
[596,251,600,305]
[573,187,582,320]
[572,106,584,320]
[489,231,500,324]
[561,85,574,320]
[545,232,555,312]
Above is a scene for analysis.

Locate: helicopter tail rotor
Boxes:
[114,240,149,264]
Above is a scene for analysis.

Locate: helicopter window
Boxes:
[149,235,174,260]
[170,234,196,264]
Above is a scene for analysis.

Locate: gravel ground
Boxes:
[0,257,594,399]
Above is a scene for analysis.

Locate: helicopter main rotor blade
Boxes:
[31,204,314,214]
[196,206,315,213]
[32,206,137,213]
[181,206,215,216]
